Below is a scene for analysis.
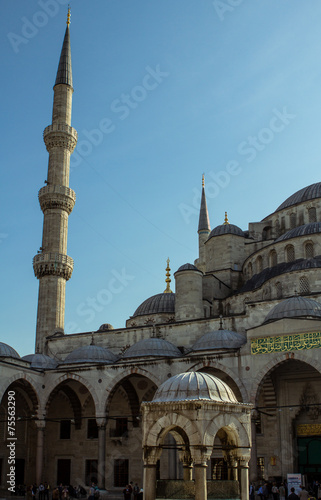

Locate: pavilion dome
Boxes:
[132,293,175,317]
[22,353,58,370]
[191,329,246,352]
[275,182,321,212]
[63,345,118,364]
[0,342,20,359]
[122,338,181,359]
[153,371,237,403]
[264,296,321,323]
[175,263,200,272]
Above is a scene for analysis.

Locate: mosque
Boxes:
[1,11,321,500]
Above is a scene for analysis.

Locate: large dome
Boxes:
[63,345,118,364]
[132,293,175,317]
[22,354,58,370]
[276,222,321,242]
[275,182,321,212]
[208,224,244,240]
[0,342,20,359]
[123,338,181,359]
[153,372,237,403]
[264,296,321,323]
[191,329,246,352]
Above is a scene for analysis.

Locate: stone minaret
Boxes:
[33,9,77,353]
[196,175,210,272]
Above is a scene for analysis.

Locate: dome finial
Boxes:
[202,173,205,188]
[67,6,71,26]
[90,333,95,346]
[223,211,229,225]
[164,258,173,293]
[219,315,224,330]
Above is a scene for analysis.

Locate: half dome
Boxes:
[275,182,321,212]
[132,293,175,317]
[191,329,246,352]
[63,345,118,364]
[153,372,237,403]
[208,224,244,240]
[176,263,200,273]
[276,222,321,242]
[122,338,181,359]
[22,354,58,370]
[0,342,20,359]
[264,296,321,323]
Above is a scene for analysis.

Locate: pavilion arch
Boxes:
[204,413,251,450]
[41,372,99,416]
[249,352,321,404]
[188,360,248,402]
[145,413,201,449]
[0,374,40,412]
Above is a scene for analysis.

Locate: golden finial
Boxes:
[67,6,71,26]
[202,174,205,188]
[223,211,229,225]
[164,258,173,294]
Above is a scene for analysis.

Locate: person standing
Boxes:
[279,483,286,500]
[288,488,299,500]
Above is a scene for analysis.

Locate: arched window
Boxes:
[290,213,296,229]
[308,207,317,223]
[269,250,277,267]
[299,276,310,295]
[305,241,314,259]
[286,245,295,262]
[275,282,282,299]
[275,220,280,238]
[256,256,263,274]
[262,226,272,241]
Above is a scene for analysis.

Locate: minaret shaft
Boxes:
[33,20,77,353]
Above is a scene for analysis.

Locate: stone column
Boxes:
[238,458,250,500]
[249,412,258,482]
[97,418,106,489]
[35,419,46,485]
[182,462,193,481]
[194,462,208,500]
[143,464,157,500]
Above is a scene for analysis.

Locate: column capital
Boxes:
[35,418,46,430]
[96,417,107,428]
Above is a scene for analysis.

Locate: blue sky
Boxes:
[1,0,321,356]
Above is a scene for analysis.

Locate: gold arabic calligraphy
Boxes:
[251,332,321,355]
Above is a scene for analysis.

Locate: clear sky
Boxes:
[1,0,321,356]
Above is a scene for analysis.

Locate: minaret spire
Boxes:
[196,175,210,272]
[164,258,173,294]
[198,174,211,233]
[33,12,78,353]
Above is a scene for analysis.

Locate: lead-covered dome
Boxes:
[132,293,175,317]
[63,345,118,364]
[22,353,58,370]
[208,224,244,240]
[153,372,237,403]
[264,296,321,323]
[0,342,20,359]
[191,329,246,352]
[276,222,321,242]
[176,263,200,272]
[123,338,181,359]
[275,182,321,212]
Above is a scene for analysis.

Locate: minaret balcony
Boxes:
[38,185,76,214]
[43,123,78,153]
[33,252,74,280]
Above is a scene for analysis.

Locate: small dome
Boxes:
[191,329,246,352]
[123,338,181,359]
[63,345,118,364]
[176,263,200,273]
[276,222,321,242]
[275,182,321,212]
[132,293,175,317]
[22,353,58,370]
[0,342,20,359]
[208,224,244,240]
[98,323,114,332]
[153,372,237,403]
[264,296,321,323]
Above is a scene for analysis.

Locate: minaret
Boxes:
[196,174,210,272]
[33,9,77,353]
